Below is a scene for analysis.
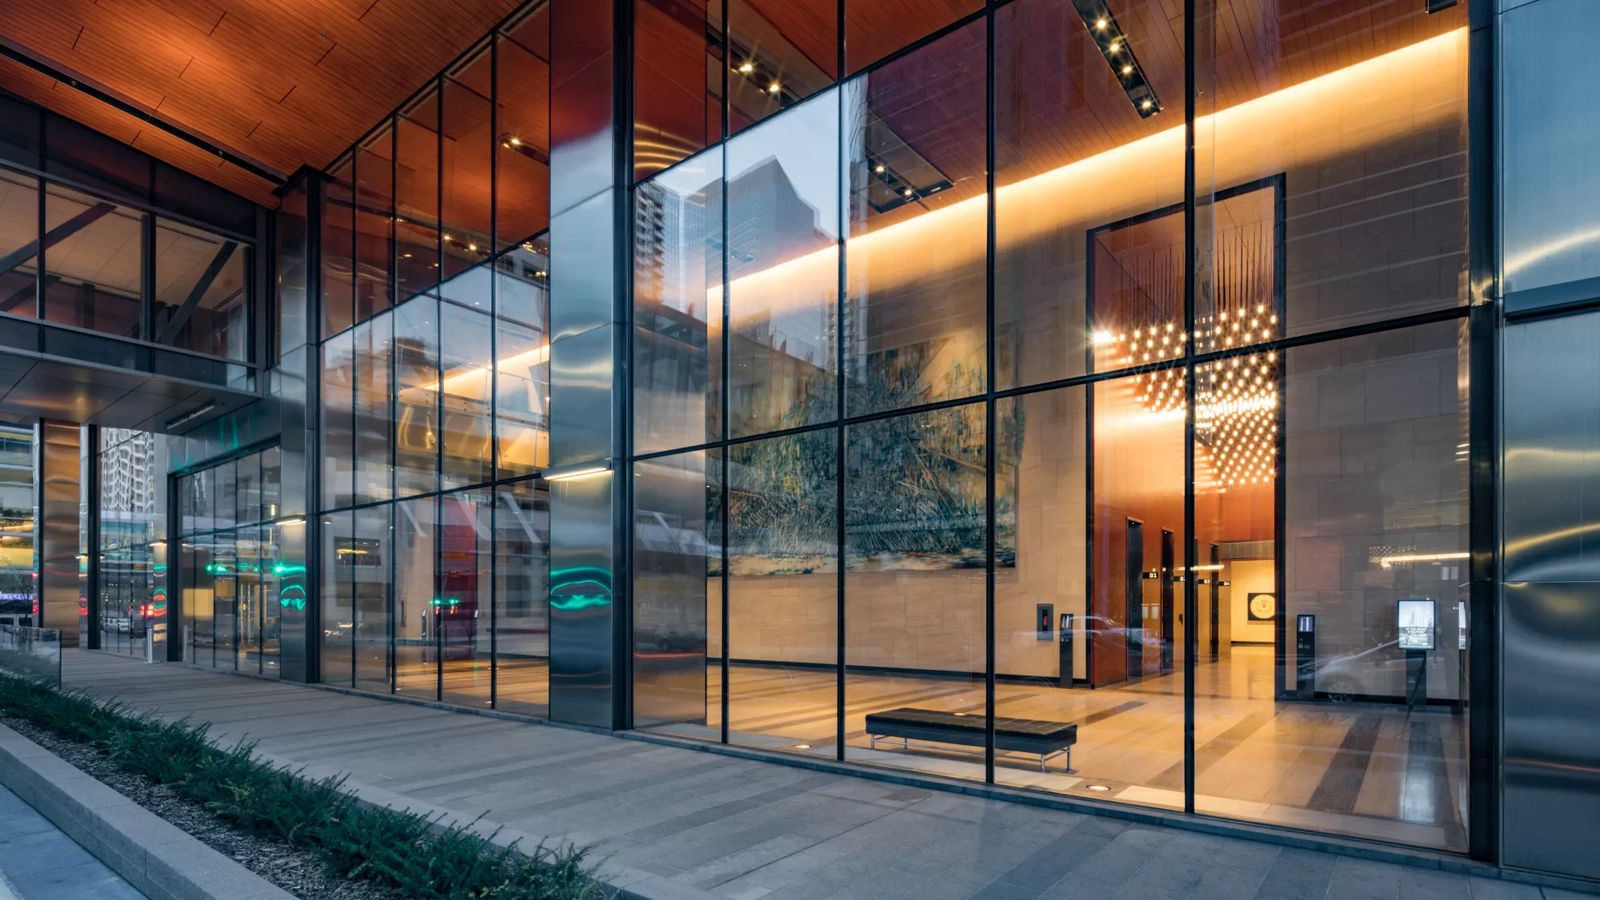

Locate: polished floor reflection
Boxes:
[647,646,1465,850]
[391,655,549,714]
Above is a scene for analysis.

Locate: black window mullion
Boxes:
[982,2,997,786]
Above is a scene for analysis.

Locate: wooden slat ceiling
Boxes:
[0,0,522,207]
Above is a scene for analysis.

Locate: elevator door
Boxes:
[1160,529,1175,674]
[1125,519,1144,680]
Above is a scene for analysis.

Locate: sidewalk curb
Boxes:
[0,723,293,900]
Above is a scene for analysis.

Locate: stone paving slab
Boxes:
[57,650,1587,900]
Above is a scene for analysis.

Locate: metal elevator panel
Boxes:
[1502,312,1600,880]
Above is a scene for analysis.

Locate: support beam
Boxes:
[0,202,115,277]
[154,241,237,344]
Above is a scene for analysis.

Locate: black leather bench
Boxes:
[864,707,1077,772]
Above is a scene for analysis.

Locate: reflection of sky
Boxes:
[728,89,839,240]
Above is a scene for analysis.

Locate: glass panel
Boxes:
[1199,0,1467,338]
[0,172,39,317]
[727,0,834,135]
[498,7,552,247]
[1051,367,1190,809]
[633,147,722,454]
[190,535,216,666]
[354,312,394,504]
[355,123,395,322]
[633,450,717,736]
[845,404,985,782]
[236,527,262,674]
[843,20,986,416]
[440,490,491,706]
[261,522,282,677]
[495,479,550,716]
[442,48,494,281]
[213,460,236,533]
[726,431,835,757]
[440,267,494,489]
[235,452,260,527]
[320,509,355,687]
[726,89,839,438]
[42,184,143,337]
[634,0,720,178]
[354,504,391,693]
[495,245,550,477]
[323,155,356,338]
[394,296,440,497]
[845,0,978,74]
[394,496,437,698]
[991,386,1090,791]
[995,0,1184,390]
[397,89,442,303]
[320,330,356,510]
[262,447,282,520]
[212,531,239,669]
[1194,321,1469,850]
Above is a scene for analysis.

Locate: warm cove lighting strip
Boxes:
[705,28,1467,321]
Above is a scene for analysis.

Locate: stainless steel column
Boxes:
[34,420,81,645]
[1499,0,1600,881]
[274,180,315,682]
[546,0,625,728]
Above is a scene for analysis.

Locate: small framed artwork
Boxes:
[1247,592,1277,621]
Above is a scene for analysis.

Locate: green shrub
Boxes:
[0,674,602,899]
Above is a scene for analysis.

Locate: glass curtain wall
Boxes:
[174,446,286,676]
[0,164,252,363]
[0,423,32,630]
[630,0,1476,852]
[316,2,554,716]
[95,429,167,657]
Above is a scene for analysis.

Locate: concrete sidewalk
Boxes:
[57,650,1576,900]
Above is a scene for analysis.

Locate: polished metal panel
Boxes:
[549,470,615,727]
[550,190,618,343]
[1502,311,1600,879]
[549,0,614,219]
[549,324,616,470]
[274,517,312,682]
[1502,582,1600,879]
[35,421,81,643]
[1500,0,1600,309]
[1503,315,1600,583]
[276,344,311,520]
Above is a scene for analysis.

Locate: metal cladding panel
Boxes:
[1500,0,1600,310]
[549,189,618,343]
[549,470,615,727]
[36,421,81,643]
[275,518,312,683]
[549,324,616,470]
[1501,312,1600,879]
[550,0,614,218]
[1503,315,1600,583]
[1501,581,1600,879]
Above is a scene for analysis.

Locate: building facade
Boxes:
[4,0,1599,887]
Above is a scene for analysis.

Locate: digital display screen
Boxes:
[1397,599,1436,651]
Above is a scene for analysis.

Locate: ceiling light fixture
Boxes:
[1072,2,1163,118]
